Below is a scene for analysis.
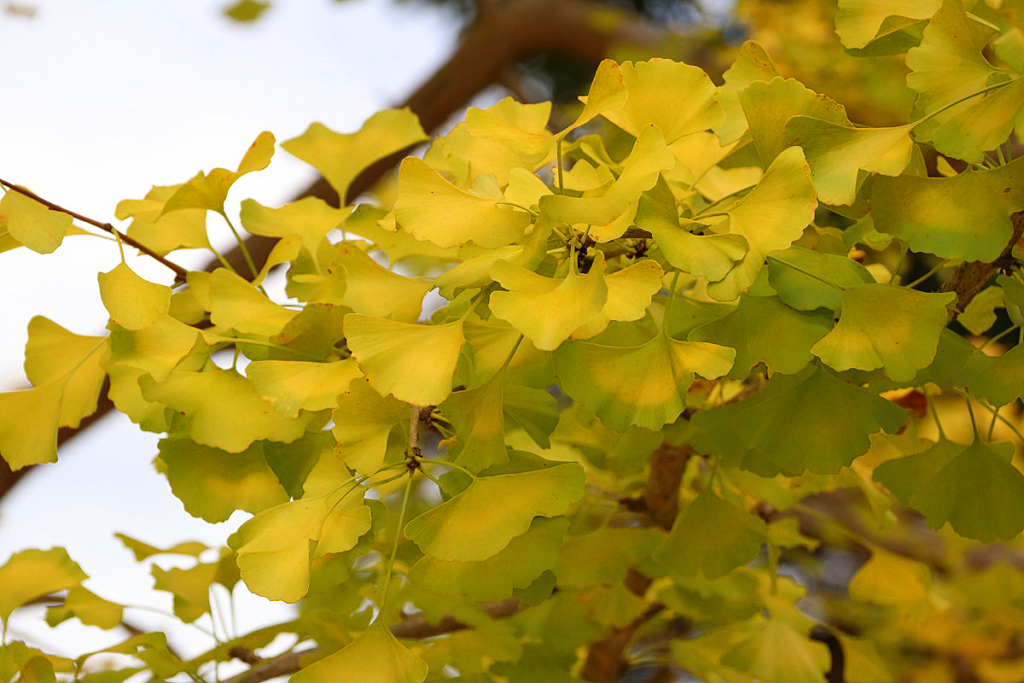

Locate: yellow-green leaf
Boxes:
[25,317,107,428]
[162,132,275,214]
[835,0,941,50]
[0,189,72,254]
[97,262,172,331]
[291,619,427,683]
[247,359,362,417]
[116,185,210,255]
[332,378,407,475]
[239,197,351,255]
[848,550,931,605]
[209,268,297,336]
[0,548,86,625]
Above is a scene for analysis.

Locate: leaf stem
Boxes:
[767,255,846,291]
[905,259,950,289]
[556,138,565,195]
[379,472,415,611]
[419,458,478,479]
[0,177,189,284]
[960,391,1024,444]
[498,334,525,376]
[914,79,1017,128]
[980,324,1020,350]
[928,395,947,440]
[219,211,260,281]
[889,244,907,284]
[963,393,980,440]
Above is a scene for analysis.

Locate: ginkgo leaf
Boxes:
[116,185,210,255]
[723,620,830,683]
[490,253,608,351]
[958,285,1002,335]
[97,263,171,331]
[239,197,351,255]
[653,488,766,579]
[0,189,72,254]
[291,619,428,683]
[404,461,585,561]
[115,533,206,561]
[156,438,289,523]
[560,58,628,137]
[767,246,875,311]
[45,586,123,630]
[910,439,1024,541]
[835,0,941,50]
[871,159,1024,262]
[441,373,508,473]
[601,58,724,144]
[461,318,553,388]
[558,527,662,588]
[502,384,559,448]
[785,117,915,206]
[811,284,955,382]
[108,316,204,382]
[689,295,833,378]
[246,359,361,417]
[228,492,372,602]
[554,325,734,432]
[874,438,963,505]
[408,516,568,600]
[162,131,275,214]
[572,258,664,339]
[705,147,818,301]
[140,364,309,453]
[738,77,849,168]
[283,109,427,202]
[151,555,238,623]
[393,157,531,248]
[965,343,1024,407]
[0,548,86,625]
[692,364,907,475]
[539,125,675,238]
[332,379,407,475]
[715,40,780,145]
[312,242,430,323]
[344,314,465,405]
[209,268,297,336]
[848,550,931,604]
[271,303,350,359]
[341,204,458,266]
[24,316,107,429]
[577,584,649,628]
[634,177,747,282]
[465,97,553,164]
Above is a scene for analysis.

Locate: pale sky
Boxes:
[0,0,465,667]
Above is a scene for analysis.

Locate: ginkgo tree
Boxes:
[6,0,1024,680]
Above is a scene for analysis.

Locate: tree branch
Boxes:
[0,178,189,284]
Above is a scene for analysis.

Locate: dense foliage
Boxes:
[5,0,1024,680]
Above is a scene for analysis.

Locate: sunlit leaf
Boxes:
[116,185,209,255]
[97,262,171,331]
[835,0,940,50]
[332,378,407,475]
[0,548,86,625]
[45,586,122,630]
[24,316,107,429]
[715,40,780,145]
[312,242,430,322]
[239,197,351,255]
[0,189,72,254]
[246,359,361,417]
[291,619,427,683]
[209,268,297,336]
[848,550,931,604]
[723,620,830,683]
[162,131,274,214]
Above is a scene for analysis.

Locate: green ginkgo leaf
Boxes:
[653,488,766,579]
[345,314,465,405]
[705,147,818,301]
[162,131,275,214]
[502,384,559,448]
[539,125,675,239]
[871,159,1024,262]
[767,246,875,311]
[0,189,72,254]
[140,365,310,453]
[689,295,833,378]
[714,40,780,145]
[228,492,372,602]
[332,379,407,475]
[490,253,608,351]
[874,438,963,506]
[156,438,289,523]
[407,516,568,600]
[958,285,1002,335]
[965,343,1024,407]
[910,439,1024,541]
[291,619,428,683]
[835,0,941,50]
[116,185,210,255]
[393,157,531,248]
[692,364,907,475]
[441,373,508,473]
[634,176,747,282]
[283,109,427,202]
[25,316,107,429]
[404,461,585,561]
[558,527,662,588]
[601,58,724,144]
[554,325,735,432]
[811,284,956,382]
[246,359,361,417]
[723,620,830,683]
[0,548,87,625]
[785,117,915,206]
[209,268,297,336]
[239,197,351,255]
[738,77,849,168]
[313,242,430,323]
[97,263,172,331]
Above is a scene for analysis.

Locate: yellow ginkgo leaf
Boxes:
[291,619,428,683]
[25,317,107,429]
[162,131,275,214]
[209,268,297,336]
[97,262,172,331]
[0,382,64,470]
[0,190,72,254]
[116,185,209,255]
[247,359,362,417]
[239,197,352,255]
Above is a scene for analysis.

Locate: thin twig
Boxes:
[0,178,189,283]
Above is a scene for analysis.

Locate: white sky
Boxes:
[0,0,465,667]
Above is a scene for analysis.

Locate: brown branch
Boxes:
[940,210,1024,313]
[0,178,189,284]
